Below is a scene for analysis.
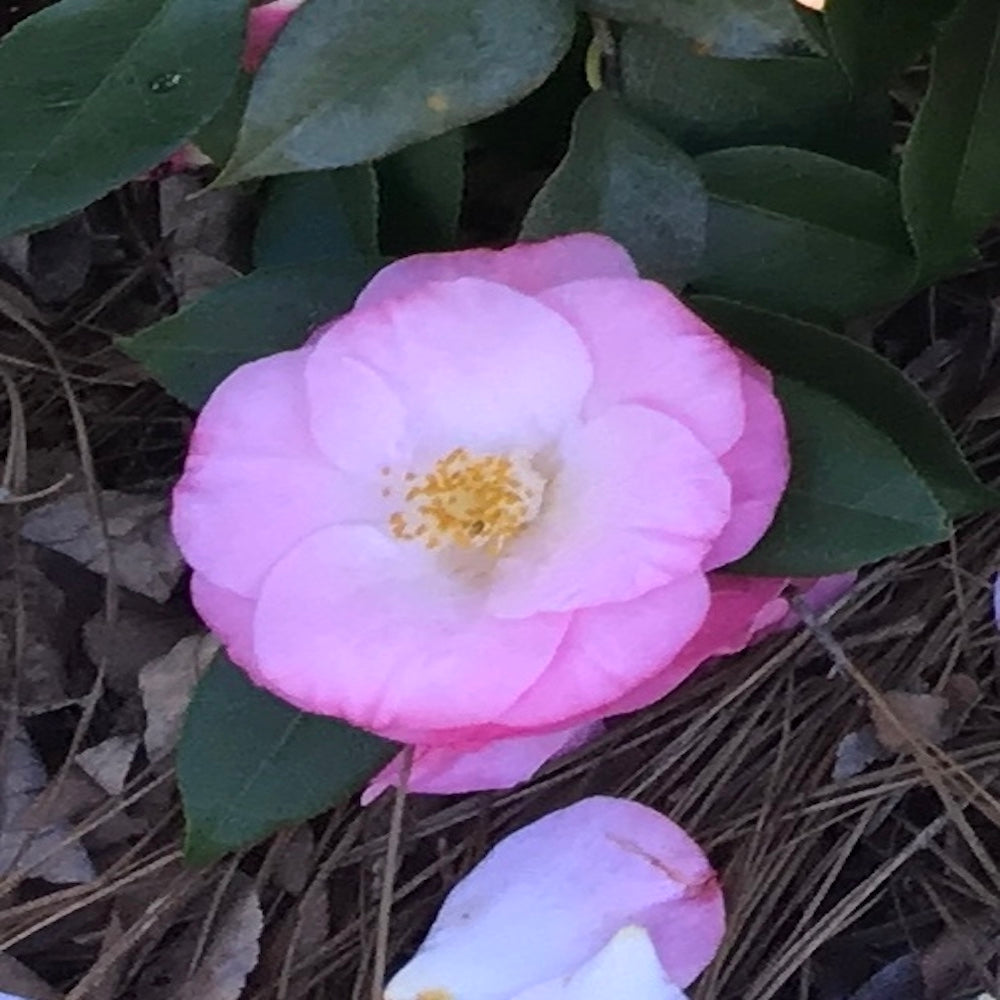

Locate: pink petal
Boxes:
[172,351,368,597]
[306,277,592,461]
[362,721,603,803]
[704,357,789,569]
[190,573,258,676]
[490,405,730,616]
[243,0,304,72]
[600,574,788,718]
[356,234,637,310]
[384,797,724,1000]
[251,525,569,741]
[538,278,746,456]
[512,926,687,1000]
[497,573,711,731]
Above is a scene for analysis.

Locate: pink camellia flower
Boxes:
[384,796,724,1000]
[173,234,789,744]
[364,571,855,801]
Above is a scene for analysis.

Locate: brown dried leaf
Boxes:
[832,725,885,781]
[21,491,185,602]
[75,736,139,796]
[139,634,219,761]
[0,726,95,884]
[0,951,61,1000]
[83,606,194,698]
[134,876,263,1000]
[159,175,247,306]
[870,691,949,753]
[0,557,68,709]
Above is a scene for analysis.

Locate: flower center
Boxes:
[386,447,545,555]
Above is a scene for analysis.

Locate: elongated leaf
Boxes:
[693,145,915,321]
[900,0,1000,280]
[122,258,379,408]
[692,296,996,516]
[377,130,465,255]
[735,379,950,575]
[179,654,395,864]
[0,0,244,238]
[825,0,958,92]
[253,166,379,269]
[580,0,818,57]
[522,91,706,288]
[218,0,575,183]
[619,24,890,169]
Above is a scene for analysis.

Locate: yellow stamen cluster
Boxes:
[387,447,542,555]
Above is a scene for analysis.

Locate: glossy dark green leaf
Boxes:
[121,258,379,408]
[253,166,379,269]
[522,91,706,289]
[580,0,819,57]
[218,0,576,183]
[377,130,465,255]
[619,24,890,168]
[693,145,916,322]
[0,0,245,238]
[192,72,253,167]
[735,378,950,575]
[825,0,957,92]
[179,654,396,864]
[692,296,997,516]
[900,0,1000,281]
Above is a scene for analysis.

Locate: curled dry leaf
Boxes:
[139,634,220,761]
[21,491,185,603]
[0,726,95,884]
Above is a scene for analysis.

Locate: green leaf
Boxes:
[900,0,1000,281]
[121,258,379,408]
[0,0,245,239]
[377,130,466,255]
[521,91,706,289]
[735,378,950,575]
[619,24,891,169]
[179,654,396,865]
[580,0,819,58]
[192,71,253,167]
[217,0,576,183]
[825,0,958,92]
[691,296,997,517]
[693,145,916,322]
[253,166,379,269]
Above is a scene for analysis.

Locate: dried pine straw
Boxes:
[2,271,1000,996]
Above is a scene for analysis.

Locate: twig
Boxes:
[371,746,414,999]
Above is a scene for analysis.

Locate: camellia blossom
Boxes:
[364,572,855,800]
[384,796,724,1000]
[173,234,789,744]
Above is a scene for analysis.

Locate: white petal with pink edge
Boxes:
[383,797,724,1000]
